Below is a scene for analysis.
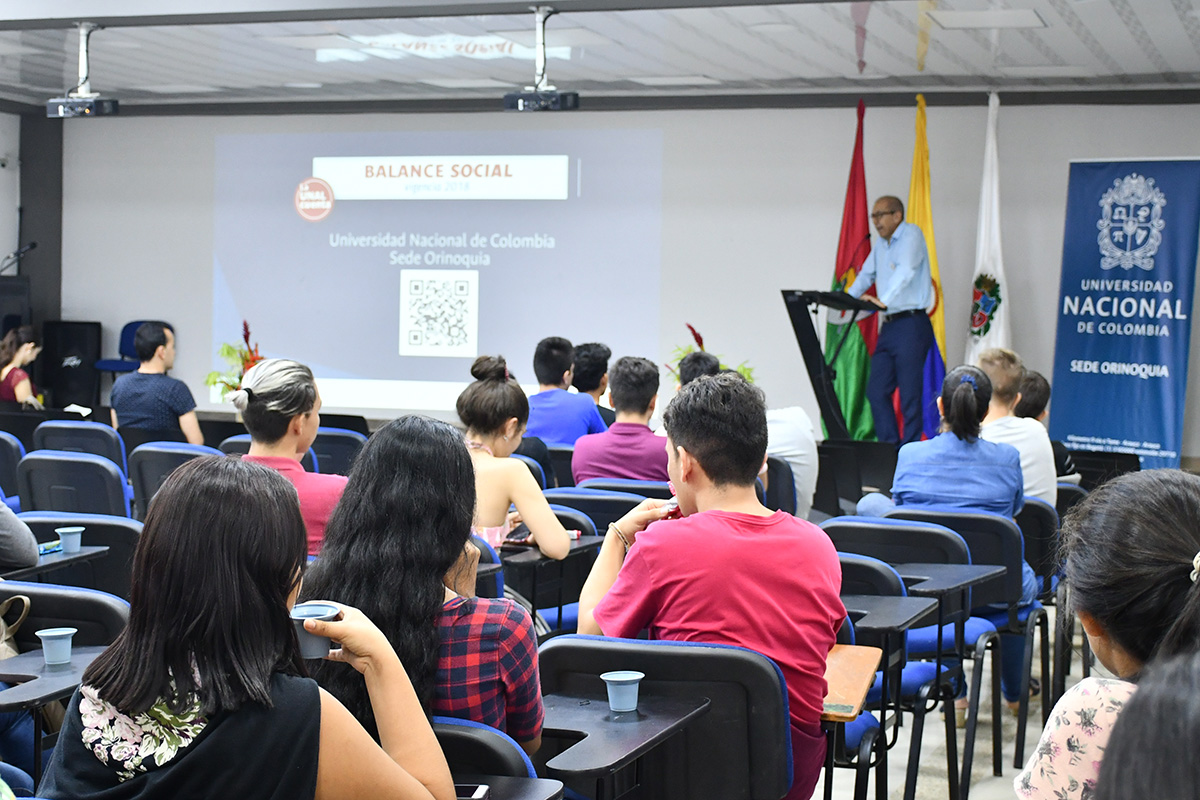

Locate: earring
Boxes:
[503,435,509,441]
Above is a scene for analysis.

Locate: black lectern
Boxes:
[781,290,879,440]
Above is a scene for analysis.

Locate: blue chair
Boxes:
[128,442,223,520]
[431,716,537,778]
[826,616,882,800]
[33,420,127,476]
[547,444,574,487]
[472,534,504,599]
[542,487,645,532]
[511,454,545,489]
[18,512,143,600]
[526,505,597,633]
[1055,482,1088,520]
[539,634,793,800]
[95,320,156,378]
[576,478,672,499]
[0,431,25,502]
[311,427,367,476]
[764,456,798,515]
[17,451,130,517]
[219,434,318,473]
[1015,497,1060,599]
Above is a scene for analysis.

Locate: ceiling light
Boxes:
[423,78,516,89]
[284,82,323,89]
[138,84,222,94]
[927,9,1047,29]
[630,76,722,86]
[488,27,612,47]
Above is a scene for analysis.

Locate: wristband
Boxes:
[608,522,631,553]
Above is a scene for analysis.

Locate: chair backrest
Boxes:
[539,635,792,800]
[431,716,536,778]
[117,320,161,361]
[1055,482,1088,520]
[128,442,223,520]
[0,431,24,498]
[0,580,129,650]
[1069,448,1140,492]
[885,507,1024,610]
[18,512,143,599]
[198,418,247,450]
[763,456,797,515]
[511,454,546,489]
[117,426,186,463]
[821,516,970,565]
[1015,497,1060,593]
[471,534,504,598]
[220,434,318,472]
[576,478,672,499]
[33,420,127,475]
[541,488,645,531]
[311,427,367,476]
[316,413,370,437]
[836,553,908,656]
[547,445,575,488]
[17,450,130,516]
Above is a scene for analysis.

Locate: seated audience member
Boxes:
[572,342,615,427]
[578,374,844,800]
[0,504,37,570]
[1095,650,1200,800]
[765,406,819,518]
[857,365,1037,710]
[976,348,1057,504]
[1017,469,1200,799]
[456,356,570,560]
[303,416,543,754]
[677,350,720,386]
[1014,370,1079,480]
[109,322,204,445]
[231,358,348,555]
[525,337,606,446]
[0,326,42,409]
[39,456,455,800]
[572,356,668,484]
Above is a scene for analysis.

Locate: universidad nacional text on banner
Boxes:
[1050,160,1200,469]
[311,155,569,201]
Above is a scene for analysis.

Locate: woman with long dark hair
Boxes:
[303,415,544,754]
[1018,470,1200,799]
[0,326,41,408]
[39,456,454,800]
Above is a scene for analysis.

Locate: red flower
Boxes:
[242,320,252,348]
[686,323,705,351]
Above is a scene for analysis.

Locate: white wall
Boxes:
[59,102,1200,453]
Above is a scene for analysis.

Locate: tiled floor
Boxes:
[814,607,1105,800]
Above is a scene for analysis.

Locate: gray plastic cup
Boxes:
[36,627,77,665]
[601,670,645,713]
[290,601,340,659]
[55,526,84,554]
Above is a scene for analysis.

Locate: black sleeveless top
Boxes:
[38,673,320,800]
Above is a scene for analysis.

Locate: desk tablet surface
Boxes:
[822,644,881,723]
[840,594,937,633]
[1,546,110,581]
[454,775,564,800]
[0,645,106,710]
[891,563,1006,596]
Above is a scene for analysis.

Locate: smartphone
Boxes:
[38,540,62,556]
[454,785,490,800]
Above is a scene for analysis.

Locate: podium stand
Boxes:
[781,290,878,440]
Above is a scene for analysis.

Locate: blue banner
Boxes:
[1050,160,1200,469]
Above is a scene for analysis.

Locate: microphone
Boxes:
[3,242,35,260]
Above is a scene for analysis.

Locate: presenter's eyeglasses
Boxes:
[871,209,900,220]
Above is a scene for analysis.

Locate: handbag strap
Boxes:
[0,595,31,637]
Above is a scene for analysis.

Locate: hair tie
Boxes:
[504,368,510,380]
[959,374,978,390]
[1191,552,1200,584]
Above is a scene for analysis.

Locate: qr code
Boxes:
[398,269,479,358]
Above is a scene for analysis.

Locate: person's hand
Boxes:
[506,510,523,532]
[444,539,480,598]
[303,603,399,676]
[21,397,43,411]
[865,295,887,309]
[613,498,671,548]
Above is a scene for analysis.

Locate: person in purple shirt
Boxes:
[572,356,669,484]
[525,337,607,446]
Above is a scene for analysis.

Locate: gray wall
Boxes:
[57,102,1200,452]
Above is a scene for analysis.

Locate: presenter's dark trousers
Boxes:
[867,311,934,445]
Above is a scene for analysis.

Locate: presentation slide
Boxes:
[212,128,662,412]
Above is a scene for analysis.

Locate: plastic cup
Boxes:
[36,627,77,665]
[601,670,644,713]
[55,527,84,554]
[290,601,340,659]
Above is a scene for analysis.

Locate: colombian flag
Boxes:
[907,94,947,439]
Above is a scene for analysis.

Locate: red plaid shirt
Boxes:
[434,597,543,742]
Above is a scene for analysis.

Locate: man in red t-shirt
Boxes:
[578,373,844,800]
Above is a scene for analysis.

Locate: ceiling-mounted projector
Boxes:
[48,23,119,119]
[504,6,578,112]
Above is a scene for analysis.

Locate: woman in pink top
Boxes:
[0,326,42,408]
[229,358,348,555]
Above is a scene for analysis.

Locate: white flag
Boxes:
[964,92,1010,365]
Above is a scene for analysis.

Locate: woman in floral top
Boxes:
[1016,470,1200,799]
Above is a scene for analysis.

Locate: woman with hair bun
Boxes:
[230,358,348,555]
[456,355,570,560]
[1019,469,1200,799]
[0,326,41,408]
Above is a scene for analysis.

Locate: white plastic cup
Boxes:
[601,670,645,713]
[36,627,77,665]
[290,601,340,659]
[55,527,84,554]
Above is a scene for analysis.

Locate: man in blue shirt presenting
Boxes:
[847,196,934,445]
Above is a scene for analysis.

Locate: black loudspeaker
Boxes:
[41,321,101,409]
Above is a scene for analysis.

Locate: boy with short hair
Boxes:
[525,336,607,446]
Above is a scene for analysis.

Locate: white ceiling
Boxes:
[0,0,1197,109]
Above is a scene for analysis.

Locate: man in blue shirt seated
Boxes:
[110,322,204,444]
[847,195,935,445]
[525,336,607,446]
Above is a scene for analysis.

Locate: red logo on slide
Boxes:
[294,178,334,222]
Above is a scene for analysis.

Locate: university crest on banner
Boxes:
[1097,173,1165,271]
[969,274,1001,338]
